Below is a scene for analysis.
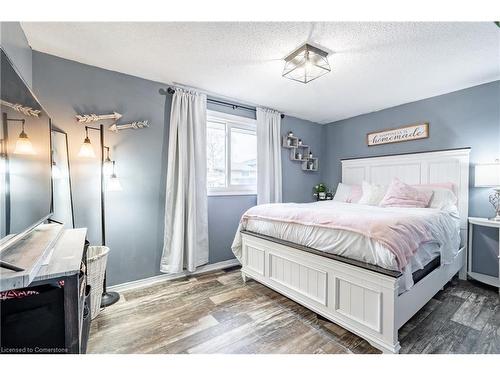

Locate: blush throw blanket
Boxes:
[231,201,460,272]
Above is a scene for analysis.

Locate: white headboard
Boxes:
[341,148,470,241]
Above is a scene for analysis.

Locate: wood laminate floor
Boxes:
[88,267,500,354]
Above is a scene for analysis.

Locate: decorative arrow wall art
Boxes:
[76,111,123,123]
[109,121,149,133]
[0,99,41,117]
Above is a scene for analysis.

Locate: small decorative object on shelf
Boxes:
[313,183,332,201]
[309,151,313,159]
[295,151,303,160]
[283,131,298,149]
[303,157,318,171]
[298,139,303,146]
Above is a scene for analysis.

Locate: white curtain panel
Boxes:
[256,108,282,205]
[160,89,209,274]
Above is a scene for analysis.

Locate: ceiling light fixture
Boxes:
[282,43,331,84]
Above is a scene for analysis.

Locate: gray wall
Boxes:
[0,22,32,89]
[322,81,500,277]
[32,52,324,284]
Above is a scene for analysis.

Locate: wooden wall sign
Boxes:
[367,123,429,146]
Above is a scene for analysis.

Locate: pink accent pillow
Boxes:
[346,184,362,203]
[379,178,433,208]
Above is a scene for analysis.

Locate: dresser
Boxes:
[0,224,90,354]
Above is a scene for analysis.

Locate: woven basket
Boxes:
[86,246,110,319]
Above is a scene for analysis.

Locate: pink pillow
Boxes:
[347,184,362,203]
[379,178,433,208]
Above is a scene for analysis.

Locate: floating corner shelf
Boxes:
[282,131,318,172]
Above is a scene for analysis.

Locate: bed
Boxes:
[232,148,470,353]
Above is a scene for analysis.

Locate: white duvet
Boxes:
[231,201,461,293]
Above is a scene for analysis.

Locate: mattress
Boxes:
[233,201,461,293]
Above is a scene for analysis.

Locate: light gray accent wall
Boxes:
[0,22,32,89]
[322,81,500,277]
[32,52,324,284]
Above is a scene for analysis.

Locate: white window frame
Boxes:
[207,110,257,196]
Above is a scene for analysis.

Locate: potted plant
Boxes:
[313,183,327,200]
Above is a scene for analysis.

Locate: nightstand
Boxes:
[467,217,500,294]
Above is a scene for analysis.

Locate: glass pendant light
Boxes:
[78,126,96,158]
[282,43,331,84]
[14,120,36,155]
[102,147,113,176]
[107,161,122,192]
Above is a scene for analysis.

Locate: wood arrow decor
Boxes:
[0,99,41,117]
[109,121,149,132]
[76,111,123,123]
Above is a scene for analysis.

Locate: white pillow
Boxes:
[333,183,363,203]
[333,183,350,202]
[358,181,387,206]
[414,187,457,210]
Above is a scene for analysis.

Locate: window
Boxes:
[207,110,257,195]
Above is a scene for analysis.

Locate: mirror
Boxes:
[51,129,74,228]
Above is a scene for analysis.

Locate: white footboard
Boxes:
[241,232,401,353]
[241,232,465,354]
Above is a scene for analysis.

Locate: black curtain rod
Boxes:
[161,87,285,119]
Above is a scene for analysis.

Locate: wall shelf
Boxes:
[282,132,318,172]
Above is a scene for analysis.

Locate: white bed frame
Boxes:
[240,148,470,353]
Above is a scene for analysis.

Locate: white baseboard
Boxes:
[110,258,241,293]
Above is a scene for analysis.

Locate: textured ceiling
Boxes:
[21,22,499,124]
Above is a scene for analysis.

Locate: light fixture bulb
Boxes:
[107,173,123,192]
[78,136,96,158]
[103,157,113,176]
[14,130,36,155]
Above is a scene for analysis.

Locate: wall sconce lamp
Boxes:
[78,126,97,158]
[107,161,122,192]
[102,146,113,177]
[9,118,36,155]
